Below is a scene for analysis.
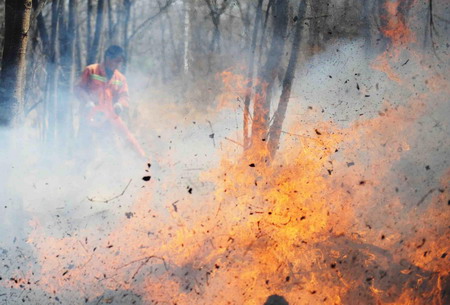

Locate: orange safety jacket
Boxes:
[75,63,146,158]
[76,63,129,112]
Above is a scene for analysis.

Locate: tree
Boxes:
[58,0,77,147]
[307,0,330,53]
[267,0,307,159]
[44,0,59,142]
[0,0,33,126]
[243,0,264,149]
[87,0,105,64]
[203,0,229,52]
[249,0,288,154]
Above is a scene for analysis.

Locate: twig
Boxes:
[116,255,168,280]
[171,200,179,212]
[281,130,303,138]
[207,120,216,147]
[78,240,89,254]
[78,254,94,270]
[87,179,132,203]
[95,296,104,305]
[215,201,222,217]
[416,189,435,206]
[131,257,152,279]
[25,99,44,116]
[224,137,243,147]
[117,255,168,271]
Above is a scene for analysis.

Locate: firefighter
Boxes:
[76,45,129,127]
[75,45,145,160]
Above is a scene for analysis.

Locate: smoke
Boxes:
[1,4,450,303]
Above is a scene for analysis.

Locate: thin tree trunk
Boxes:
[56,0,66,145]
[209,15,221,52]
[243,0,264,149]
[249,0,288,152]
[75,18,83,72]
[268,0,307,159]
[307,0,329,54]
[122,0,132,72]
[45,0,59,142]
[87,0,105,64]
[204,0,228,52]
[32,0,50,53]
[107,0,114,40]
[87,0,94,54]
[256,0,273,70]
[183,0,190,75]
[58,0,76,148]
[0,0,33,126]
[157,1,167,82]
[27,0,48,120]
[165,6,180,75]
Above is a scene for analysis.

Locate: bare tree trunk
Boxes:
[157,1,167,82]
[107,0,114,40]
[235,0,251,42]
[75,17,83,72]
[243,0,264,149]
[45,0,59,142]
[30,0,49,140]
[249,0,288,152]
[0,0,33,126]
[122,0,132,72]
[87,0,94,53]
[268,0,307,159]
[204,0,229,73]
[183,0,190,75]
[204,0,229,52]
[32,0,50,53]
[58,0,76,148]
[165,5,180,75]
[87,0,105,64]
[26,0,48,123]
[256,0,273,70]
[57,0,66,142]
[209,15,221,52]
[307,0,330,54]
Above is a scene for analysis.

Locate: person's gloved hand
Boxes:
[113,103,123,115]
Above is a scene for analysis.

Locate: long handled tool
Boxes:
[87,103,146,158]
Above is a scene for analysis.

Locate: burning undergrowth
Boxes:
[16,87,449,304]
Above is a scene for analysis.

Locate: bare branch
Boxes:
[127,0,175,43]
[31,0,49,21]
[87,179,132,203]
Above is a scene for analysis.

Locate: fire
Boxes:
[382,0,416,46]
[372,0,417,83]
[23,84,448,303]
[3,1,448,304]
